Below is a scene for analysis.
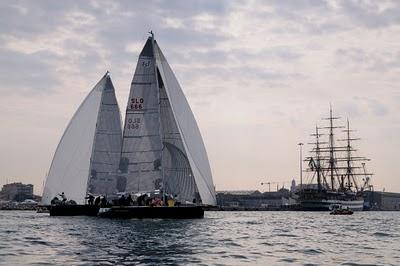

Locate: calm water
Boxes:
[0,211,399,265]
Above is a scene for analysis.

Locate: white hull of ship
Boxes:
[300,199,364,211]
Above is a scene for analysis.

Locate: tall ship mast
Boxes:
[297,106,373,211]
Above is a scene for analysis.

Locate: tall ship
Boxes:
[297,107,373,211]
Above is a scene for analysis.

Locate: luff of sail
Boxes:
[42,73,122,205]
[120,36,216,205]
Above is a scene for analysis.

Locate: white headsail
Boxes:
[42,73,122,205]
[120,35,216,205]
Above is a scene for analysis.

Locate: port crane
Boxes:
[261,181,290,192]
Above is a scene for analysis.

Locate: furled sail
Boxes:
[42,73,122,205]
[120,35,216,205]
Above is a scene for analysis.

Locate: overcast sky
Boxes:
[0,0,399,195]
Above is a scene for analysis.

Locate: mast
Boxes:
[316,127,322,191]
[298,142,304,191]
[307,126,325,191]
[150,30,166,200]
[321,105,343,191]
[328,106,335,190]
[345,119,353,190]
[303,106,374,195]
[337,119,370,192]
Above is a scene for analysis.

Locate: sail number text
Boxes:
[127,117,141,130]
[130,98,144,110]
[142,60,151,67]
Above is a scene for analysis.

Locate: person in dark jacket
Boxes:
[100,196,107,207]
[126,194,133,206]
[118,195,126,206]
[94,196,101,206]
[85,194,95,205]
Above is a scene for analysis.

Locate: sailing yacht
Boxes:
[117,32,216,207]
[98,33,216,218]
[41,33,215,218]
[42,73,122,205]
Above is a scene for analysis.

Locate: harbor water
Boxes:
[0,211,399,265]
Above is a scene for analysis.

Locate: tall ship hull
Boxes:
[297,190,364,211]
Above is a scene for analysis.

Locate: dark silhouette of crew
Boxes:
[59,192,67,203]
[85,194,95,205]
[118,195,126,206]
[94,196,101,206]
[126,194,133,206]
[100,196,107,207]
[137,194,147,206]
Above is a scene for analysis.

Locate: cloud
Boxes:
[339,0,400,29]
[336,48,400,72]
[0,48,60,95]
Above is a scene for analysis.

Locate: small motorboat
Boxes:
[329,204,354,215]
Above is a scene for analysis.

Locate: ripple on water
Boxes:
[274,233,298,237]
[341,263,380,266]
[372,232,391,237]
[301,248,324,255]
[0,211,399,265]
[280,257,297,263]
[230,254,248,259]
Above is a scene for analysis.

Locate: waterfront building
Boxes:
[364,191,400,211]
[216,189,291,209]
[0,182,34,202]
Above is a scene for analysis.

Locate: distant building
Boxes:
[216,189,291,209]
[290,179,296,192]
[0,182,34,202]
[364,191,400,211]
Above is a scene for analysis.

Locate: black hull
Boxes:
[49,205,100,216]
[98,206,204,219]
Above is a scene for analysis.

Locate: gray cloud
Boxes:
[0,1,91,37]
[336,48,400,72]
[0,48,60,95]
[339,0,400,29]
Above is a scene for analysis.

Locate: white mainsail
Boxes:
[42,73,122,205]
[120,35,216,205]
[119,38,163,194]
